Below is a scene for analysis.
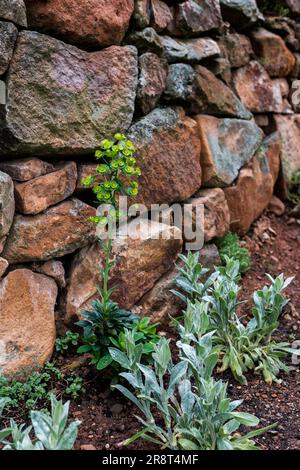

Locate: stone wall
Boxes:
[1,0,300,378]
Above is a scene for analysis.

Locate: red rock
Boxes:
[2,199,96,263]
[137,53,168,114]
[25,0,134,48]
[63,219,182,322]
[167,0,222,36]
[233,61,286,113]
[128,107,202,207]
[189,188,230,242]
[33,260,66,289]
[268,196,285,216]
[0,158,55,182]
[151,0,173,32]
[0,269,57,380]
[224,134,281,235]
[138,244,221,326]
[0,257,8,278]
[251,28,295,78]
[14,162,77,215]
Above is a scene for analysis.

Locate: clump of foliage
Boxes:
[0,395,80,450]
[288,169,300,205]
[0,362,83,411]
[81,133,141,211]
[216,232,251,273]
[175,253,299,385]
[78,134,159,373]
[55,331,79,354]
[77,300,159,371]
[112,336,272,450]
[259,0,290,17]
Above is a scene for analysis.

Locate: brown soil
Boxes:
[70,210,300,451]
[3,209,300,451]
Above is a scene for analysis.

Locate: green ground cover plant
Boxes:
[216,233,251,274]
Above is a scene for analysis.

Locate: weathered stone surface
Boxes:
[151,0,173,32]
[63,219,182,321]
[165,64,251,118]
[160,35,220,63]
[0,32,138,156]
[128,107,202,206]
[189,188,230,242]
[264,16,299,52]
[2,199,96,263]
[0,170,14,238]
[274,114,300,184]
[284,0,300,14]
[251,28,295,77]
[220,0,263,28]
[0,256,8,278]
[134,0,151,29]
[76,164,100,192]
[224,134,280,235]
[137,53,168,114]
[125,27,164,55]
[0,158,55,182]
[0,0,27,27]
[195,115,263,187]
[167,0,222,36]
[0,269,57,380]
[33,260,66,289]
[137,243,221,326]
[233,61,286,113]
[219,33,253,68]
[0,21,18,76]
[0,236,5,254]
[25,0,134,48]
[268,196,285,216]
[14,162,77,215]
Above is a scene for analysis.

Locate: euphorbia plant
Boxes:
[77,134,158,371]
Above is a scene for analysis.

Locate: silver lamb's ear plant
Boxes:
[0,395,80,451]
[112,337,273,450]
[178,254,300,385]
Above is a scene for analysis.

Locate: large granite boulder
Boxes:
[0,170,14,239]
[128,107,202,207]
[63,219,182,322]
[0,0,27,27]
[0,21,18,76]
[0,31,138,156]
[195,115,263,187]
[25,0,134,48]
[0,269,57,380]
[2,199,96,263]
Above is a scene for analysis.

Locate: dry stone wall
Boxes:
[0,0,300,378]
